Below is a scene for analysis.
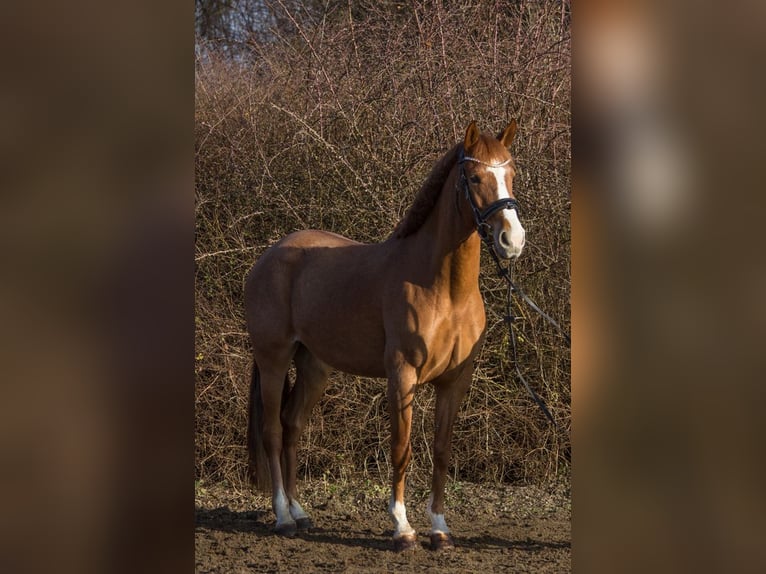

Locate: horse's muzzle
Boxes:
[494,225,525,259]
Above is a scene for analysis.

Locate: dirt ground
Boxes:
[196,479,570,573]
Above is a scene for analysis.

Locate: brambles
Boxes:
[196,0,570,487]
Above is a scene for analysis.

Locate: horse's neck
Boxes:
[419,168,481,298]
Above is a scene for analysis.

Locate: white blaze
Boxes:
[488,165,525,252]
[505,207,526,249]
[487,166,511,200]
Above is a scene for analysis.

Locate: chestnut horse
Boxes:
[245,121,525,551]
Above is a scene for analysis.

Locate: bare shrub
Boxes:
[196,0,570,487]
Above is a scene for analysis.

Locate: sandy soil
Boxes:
[195,479,570,573]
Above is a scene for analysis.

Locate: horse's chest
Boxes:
[415,305,484,382]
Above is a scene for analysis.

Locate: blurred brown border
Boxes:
[575,1,766,572]
[3,1,765,573]
[0,2,192,574]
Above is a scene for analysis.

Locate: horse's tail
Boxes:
[247,362,272,491]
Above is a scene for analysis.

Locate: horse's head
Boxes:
[460,120,526,259]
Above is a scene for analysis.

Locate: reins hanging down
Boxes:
[485,235,569,429]
[459,149,569,427]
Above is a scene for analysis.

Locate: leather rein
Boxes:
[458,148,569,428]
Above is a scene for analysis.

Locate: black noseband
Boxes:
[476,197,519,223]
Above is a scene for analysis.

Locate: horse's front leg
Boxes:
[386,366,417,551]
[428,367,472,550]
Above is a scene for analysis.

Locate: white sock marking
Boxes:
[289,498,309,520]
[389,497,416,538]
[273,488,294,527]
[426,494,450,535]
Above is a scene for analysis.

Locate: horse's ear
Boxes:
[498,119,517,149]
[464,121,480,150]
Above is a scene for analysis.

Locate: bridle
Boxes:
[457,147,520,242]
[458,145,569,429]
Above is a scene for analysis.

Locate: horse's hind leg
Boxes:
[257,348,299,536]
[281,344,330,531]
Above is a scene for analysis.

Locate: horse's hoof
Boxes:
[393,533,418,552]
[295,517,314,532]
[429,532,455,551]
[274,521,297,537]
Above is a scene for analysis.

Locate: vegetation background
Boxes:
[195,0,570,489]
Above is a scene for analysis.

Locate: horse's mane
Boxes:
[391,143,462,239]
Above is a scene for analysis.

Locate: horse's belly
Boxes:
[294,291,387,378]
[298,327,387,379]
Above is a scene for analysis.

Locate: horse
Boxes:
[245,120,525,551]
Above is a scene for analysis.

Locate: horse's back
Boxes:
[245,229,361,316]
[279,229,362,250]
[247,230,360,279]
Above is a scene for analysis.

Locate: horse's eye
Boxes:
[469,175,481,184]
